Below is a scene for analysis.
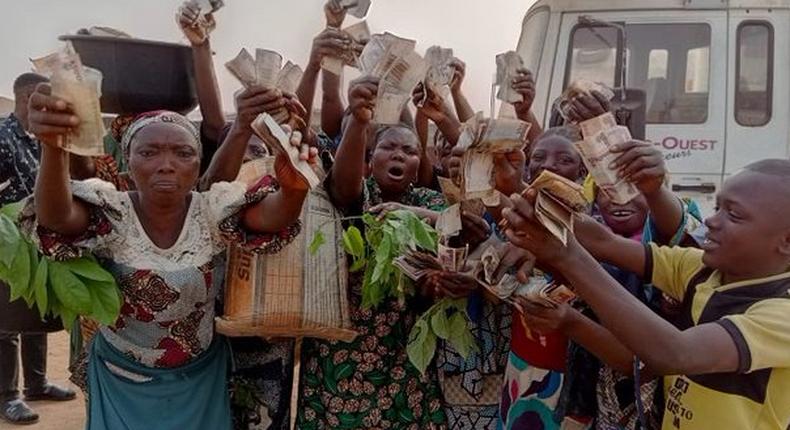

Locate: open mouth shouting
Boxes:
[387,165,406,183]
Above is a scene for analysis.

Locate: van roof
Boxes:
[528,0,790,14]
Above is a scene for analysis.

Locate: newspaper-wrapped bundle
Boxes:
[217,159,357,341]
[575,113,640,205]
[322,21,371,76]
[359,33,427,124]
[31,43,105,156]
[495,51,524,104]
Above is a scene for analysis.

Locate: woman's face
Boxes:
[370,128,421,198]
[596,191,649,238]
[128,122,200,201]
[527,135,585,182]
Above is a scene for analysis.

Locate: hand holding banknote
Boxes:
[272,123,319,192]
[324,0,348,28]
[565,91,612,123]
[235,86,286,131]
[513,297,576,333]
[610,140,667,197]
[177,1,215,46]
[309,27,351,69]
[449,58,466,95]
[511,68,536,121]
[419,271,478,300]
[501,190,577,264]
[412,83,446,123]
[348,77,379,123]
[26,84,80,149]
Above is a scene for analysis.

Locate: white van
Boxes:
[516,0,787,214]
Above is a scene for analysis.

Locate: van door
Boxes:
[547,10,728,214]
[725,10,790,175]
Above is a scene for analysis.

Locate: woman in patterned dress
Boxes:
[24,85,311,430]
[297,77,447,429]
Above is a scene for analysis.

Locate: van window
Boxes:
[566,23,711,124]
[566,25,621,89]
[517,7,550,74]
[736,21,773,127]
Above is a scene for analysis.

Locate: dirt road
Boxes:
[0,331,85,430]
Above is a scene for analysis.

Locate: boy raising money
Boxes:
[502,159,790,430]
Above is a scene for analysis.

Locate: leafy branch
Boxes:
[0,202,122,331]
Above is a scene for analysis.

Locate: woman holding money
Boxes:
[23,84,311,430]
[297,77,448,429]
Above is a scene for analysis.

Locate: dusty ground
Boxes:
[0,331,85,430]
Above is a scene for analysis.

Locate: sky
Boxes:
[1,0,536,116]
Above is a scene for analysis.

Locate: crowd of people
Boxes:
[1,1,789,429]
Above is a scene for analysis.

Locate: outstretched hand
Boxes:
[610,140,667,196]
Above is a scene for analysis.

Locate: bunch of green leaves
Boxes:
[407,298,476,374]
[0,202,122,331]
[311,210,438,309]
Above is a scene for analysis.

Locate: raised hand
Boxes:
[235,87,286,131]
[176,1,215,46]
[308,27,352,69]
[610,140,667,196]
[412,83,446,123]
[348,77,379,123]
[493,149,527,197]
[27,83,79,149]
[564,90,612,123]
[449,58,466,95]
[511,68,536,121]
[324,0,347,28]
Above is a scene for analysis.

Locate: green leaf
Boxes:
[448,312,475,359]
[48,262,92,315]
[32,259,49,319]
[430,307,451,340]
[342,226,365,259]
[0,201,25,219]
[349,258,366,273]
[0,215,22,267]
[406,319,436,375]
[83,278,122,326]
[63,257,115,283]
[7,241,31,302]
[309,231,326,256]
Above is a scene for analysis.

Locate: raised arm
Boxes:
[199,87,288,189]
[449,59,475,123]
[503,194,740,376]
[329,77,377,208]
[177,2,225,142]
[28,85,90,236]
[414,109,436,188]
[412,83,461,146]
[512,68,543,144]
[297,28,349,133]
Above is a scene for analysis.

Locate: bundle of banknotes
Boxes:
[359,33,428,124]
[31,42,105,156]
[575,112,640,205]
